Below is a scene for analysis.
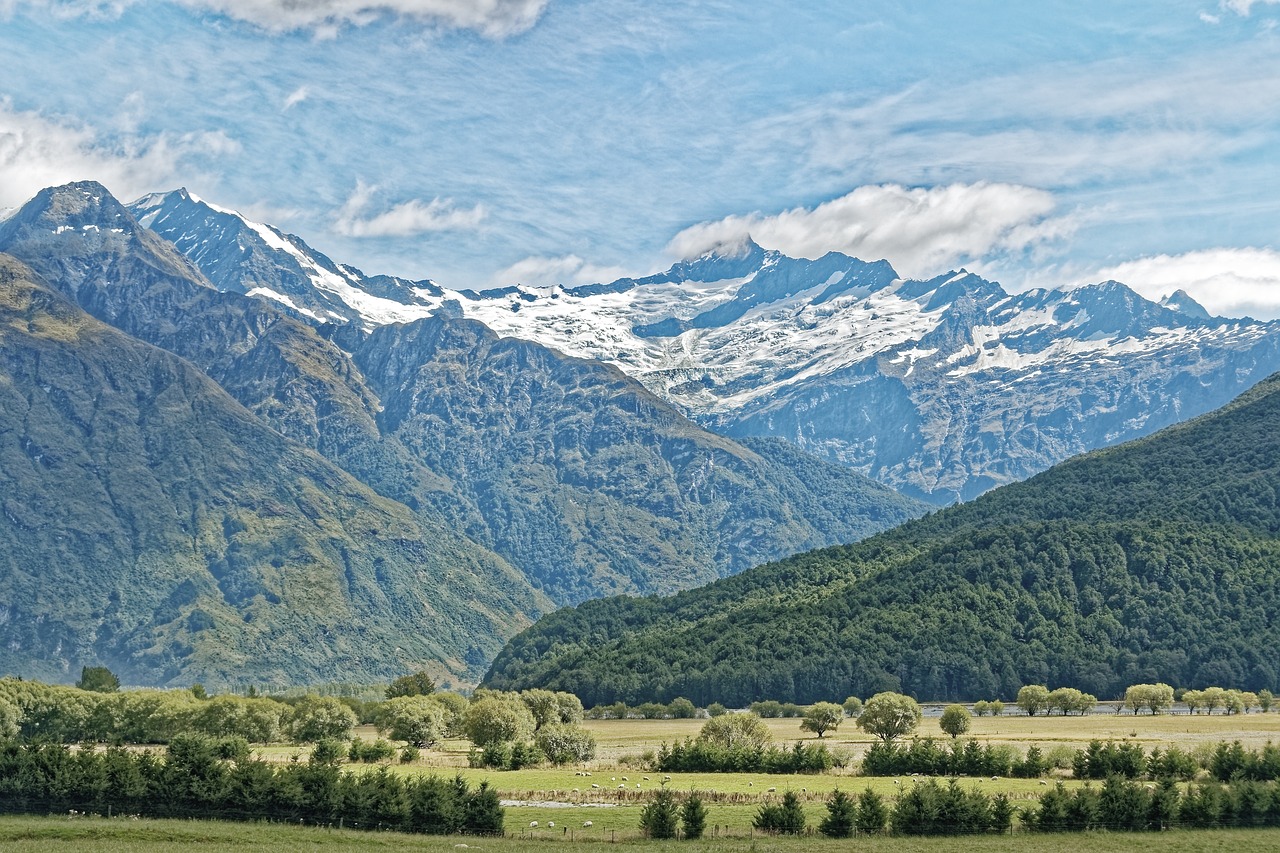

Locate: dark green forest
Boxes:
[484,372,1280,704]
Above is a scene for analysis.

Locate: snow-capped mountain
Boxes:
[129,190,1280,503]
[131,189,444,326]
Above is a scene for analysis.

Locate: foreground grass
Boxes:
[2,815,1278,853]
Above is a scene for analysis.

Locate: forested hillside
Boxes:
[484,374,1280,704]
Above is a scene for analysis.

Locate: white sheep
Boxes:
[530,821,538,828]
[583,821,593,828]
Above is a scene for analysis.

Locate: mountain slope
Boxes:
[3,182,925,615]
[345,315,927,602]
[482,373,1280,704]
[0,255,547,687]
[130,190,1280,504]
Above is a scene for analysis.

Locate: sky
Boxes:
[2,1,1280,317]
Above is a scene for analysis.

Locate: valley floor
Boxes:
[3,815,1279,853]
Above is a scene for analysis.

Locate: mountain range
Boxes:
[131,190,1280,503]
[0,182,923,686]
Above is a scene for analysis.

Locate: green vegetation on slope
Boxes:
[484,373,1280,704]
[0,256,545,687]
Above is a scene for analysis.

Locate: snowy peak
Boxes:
[127,189,443,327]
[1161,288,1212,320]
[2,180,135,241]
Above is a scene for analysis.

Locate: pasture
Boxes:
[4,815,1280,853]
[318,709,1280,838]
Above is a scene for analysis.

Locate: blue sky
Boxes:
[3,1,1280,316]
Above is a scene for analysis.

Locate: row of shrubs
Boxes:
[781,777,1280,837]
[651,729,1280,783]
[0,735,503,835]
[1030,777,1280,831]
[655,739,843,774]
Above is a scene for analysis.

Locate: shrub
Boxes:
[535,723,596,765]
[680,790,707,839]
[818,789,855,838]
[639,787,678,839]
[755,790,806,834]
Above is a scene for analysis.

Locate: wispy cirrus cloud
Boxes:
[0,99,237,208]
[668,183,1074,279]
[170,0,549,38]
[1080,248,1280,320]
[1,0,550,36]
[1221,0,1280,15]
[0,0,137,18]
[282,86,310,111]
[333,181,486,238]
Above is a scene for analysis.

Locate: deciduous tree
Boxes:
[800,702,843,738]
[939,704,971,738]
[856,692,921,744]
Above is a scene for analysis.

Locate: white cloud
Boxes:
[333,181,485,237]
[170,0,549,38]
[491,253,629,287]
[1081,248,1280,320]
[1200,11,1222,24]
[0,99,237,209]
[282,86,310,111]
[667,183,1074,279]
[1222,0,1280,15]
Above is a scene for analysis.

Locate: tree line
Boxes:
[0,735,503,835]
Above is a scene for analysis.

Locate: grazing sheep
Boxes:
[767,787,776,793]
[1039,780,1048,786]
[530,821,538,828]
[643,776,650,781]
[591,784,600,789]
[893,780,900,786]
[548,822,555,828]
[583,821,593,828]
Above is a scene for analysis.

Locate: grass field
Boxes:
[33,711,1275,848]
[3,814,1279,852]
[312,710,1280,837]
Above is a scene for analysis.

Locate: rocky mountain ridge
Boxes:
[130,190,1280,502]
